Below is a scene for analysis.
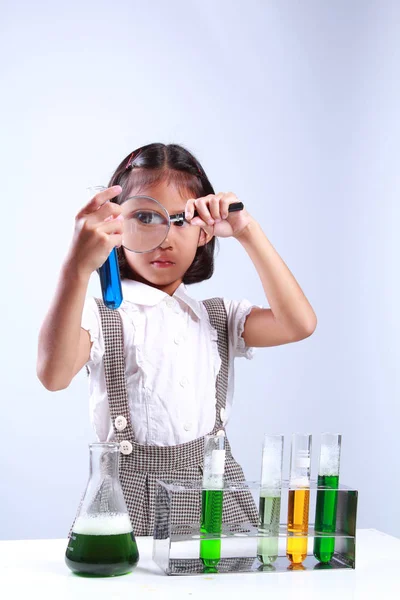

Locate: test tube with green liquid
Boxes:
[257,434,284,565]
[200,433,226,569]
[313,433,342,563]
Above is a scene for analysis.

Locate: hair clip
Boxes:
[125,152,135,170]
[125,150,140,170]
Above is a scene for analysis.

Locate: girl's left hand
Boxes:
[185,192,253,238]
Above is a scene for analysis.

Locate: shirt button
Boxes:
[180,376,189,388]
[184,422,192,431]
[115,416,127,431]
[220,408,226,423]
[166,297,175,309]
[175,334,185,345]
[120,441,133,455]
[216,429,225,437]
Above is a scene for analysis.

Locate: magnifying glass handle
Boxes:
[97,249,123,310]
[226,201,244,213]
[171,202,245,224]
[192,201,244,219]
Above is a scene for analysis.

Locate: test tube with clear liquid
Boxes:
[286,433,312,565]
[313,433,342,563]
[200,434,226,570]
[257,434,284,565]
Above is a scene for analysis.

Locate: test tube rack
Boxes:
[152,479,357,576]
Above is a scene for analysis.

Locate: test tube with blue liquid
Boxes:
[257,434,284,565]
[87,186,123,310]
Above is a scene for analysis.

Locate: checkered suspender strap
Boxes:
[202,298,230,434]
[94,299,136,443]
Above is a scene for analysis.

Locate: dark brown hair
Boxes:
[107,143,217,284]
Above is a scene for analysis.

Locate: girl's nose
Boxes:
[159,235,173,250]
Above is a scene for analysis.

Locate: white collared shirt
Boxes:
[81,280,257,445]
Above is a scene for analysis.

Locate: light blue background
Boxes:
[1,0,398,539]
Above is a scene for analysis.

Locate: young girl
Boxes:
[37,142,317,536]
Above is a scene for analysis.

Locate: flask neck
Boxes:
[89,443,120,480]
[76,443,129,519]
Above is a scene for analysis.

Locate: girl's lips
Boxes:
[150,261,175,269]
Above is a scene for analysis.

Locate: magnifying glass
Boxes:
[90,188,244,309]
[120,195,244,253]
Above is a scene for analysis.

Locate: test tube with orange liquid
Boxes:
[286,433,312,565]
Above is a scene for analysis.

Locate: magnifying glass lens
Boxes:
[120,196,170,253]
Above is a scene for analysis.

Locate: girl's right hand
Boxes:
[65,185,123,277]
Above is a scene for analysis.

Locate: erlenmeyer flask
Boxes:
[65,443,139,577]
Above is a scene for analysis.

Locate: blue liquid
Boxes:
[98,249,123,310]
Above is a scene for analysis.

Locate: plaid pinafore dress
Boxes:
[72,296,258,537]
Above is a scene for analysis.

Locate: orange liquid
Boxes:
[286,489,310,564]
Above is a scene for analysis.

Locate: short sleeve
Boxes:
[223,298,260,359]
[81,297,105,366]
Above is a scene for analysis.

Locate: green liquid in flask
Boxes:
[313,474,339,563]
[257,493,281,564]
[66,522,139,577]
[200,489,223,568]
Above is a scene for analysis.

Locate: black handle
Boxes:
[193,201,244,218]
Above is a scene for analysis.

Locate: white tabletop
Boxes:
[0,529,398,599]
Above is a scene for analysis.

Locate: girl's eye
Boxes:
[131,210,165,225]
[173,220,188,228]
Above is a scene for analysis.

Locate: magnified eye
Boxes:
[131,210,165,225]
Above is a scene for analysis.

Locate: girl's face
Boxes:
[122,179,211,294]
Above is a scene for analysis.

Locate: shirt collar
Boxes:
[173,284,204,320]
[121,279,204,320]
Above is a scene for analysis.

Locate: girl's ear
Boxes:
[198,227,214,247]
